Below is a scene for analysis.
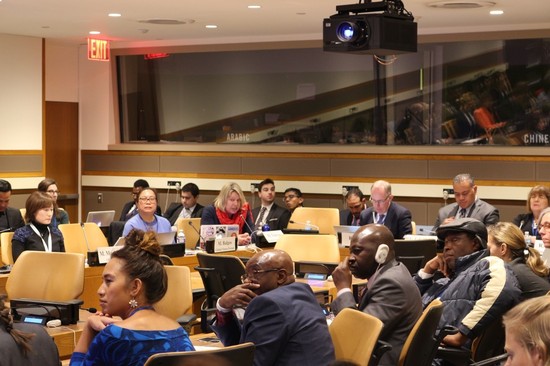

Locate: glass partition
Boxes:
[117,38,550,146]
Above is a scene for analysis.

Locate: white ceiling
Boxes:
[0,0,549,48]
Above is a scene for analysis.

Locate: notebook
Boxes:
[86,210,116,227]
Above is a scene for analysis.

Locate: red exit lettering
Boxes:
[87,38,110,61]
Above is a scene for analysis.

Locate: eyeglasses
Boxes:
[283,195,297,201]
[47,190,60,195]
[369,196,389,205]
[241,268,281,283]
[537,222,550,232]
[139,197,156,203]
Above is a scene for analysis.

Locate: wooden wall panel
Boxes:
[0,155,42,173]
[160,156,241,174]
[428,160,536,181]
[331,158,428,179]
[242,157,331,176]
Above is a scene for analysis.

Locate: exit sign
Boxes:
[87,38,110,61]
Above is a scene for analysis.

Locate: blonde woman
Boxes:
[201,182,253,245]
[487,222,550,299]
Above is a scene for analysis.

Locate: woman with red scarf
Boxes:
[201,182,253,245]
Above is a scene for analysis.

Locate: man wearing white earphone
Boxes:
[331,224,422,366]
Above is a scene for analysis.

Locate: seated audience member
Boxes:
[433,173,499,230]
[514,185,550,241]
[122,188,171,237]
[502,296,550,366]
[70,230,194,365]
[201,182,253,245]
[331,224,422,366]
[359,180,412,239]
[487,222,550,299]
[283,187,304,214]
[0,295,60,366]
[37,178,69,228]
[119,179,160,221]
[539,208,550,265]
[12,192,65,262]
[163,182,204,226]
[339,187,366,226]
[0,179,25,232]
[211,249,335,366]
[252,178,290,231]
[414,218,520,355]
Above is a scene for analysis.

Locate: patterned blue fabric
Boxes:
[70,325,194,366]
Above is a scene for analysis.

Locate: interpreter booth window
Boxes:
[116,38,550,146]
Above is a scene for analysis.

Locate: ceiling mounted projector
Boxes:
[323,1,418,55]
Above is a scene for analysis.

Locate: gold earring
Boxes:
[129,298,138,309]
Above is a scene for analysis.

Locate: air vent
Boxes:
[138,19,195,25]
[427,1,496,9]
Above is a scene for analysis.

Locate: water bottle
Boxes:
[304,220,312,231]
[176,229,186,245]
[524,231,531,247]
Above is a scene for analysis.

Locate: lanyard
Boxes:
[372,212,386,224]
[30,223,52,252]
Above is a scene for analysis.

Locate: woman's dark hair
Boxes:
[25,192,54,223]
[37,178,57,193]
[0,295,35,356]
[111,229,168,304]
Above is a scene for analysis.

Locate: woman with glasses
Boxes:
[487,222,550,299]
[513,185,550,242]
[37,178,69,228]
[201,182,254,245]
[538,207,550,250]
[122,188,172,237]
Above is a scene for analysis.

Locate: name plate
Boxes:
[97,246,123,264]
[214,237,237,253]
[262,230,283,243]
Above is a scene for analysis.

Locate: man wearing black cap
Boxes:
[414,218,521,351]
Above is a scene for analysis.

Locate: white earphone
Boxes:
[374,244,389,264]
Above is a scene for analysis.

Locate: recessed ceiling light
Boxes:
[248,5,261,9]
[108,13,122,17]
[490,9,503,15]
[205,25,218,29]
[89,31,101,35]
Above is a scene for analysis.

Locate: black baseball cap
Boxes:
[436,217,488,248]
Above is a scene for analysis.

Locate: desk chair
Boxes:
[59,223,109,257]
[329,308,389,366]
[144,342,255,366]
[195,252,246,333]
[287,207,339,235]
[1,232,14,265]
[399,299,456,366]
[6,251,85,301]
[394,238,437,275]
[154,265,197,332]
[175,217,201,250]
[274,234,340,263]
[20,208,27,224]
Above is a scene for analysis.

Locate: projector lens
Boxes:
[336,22,358,42]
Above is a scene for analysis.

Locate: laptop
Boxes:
[176,217,201,251]
[200,224,240,241]
[86,210,116,227]
[416,225,436,236]
[334,225,360,246]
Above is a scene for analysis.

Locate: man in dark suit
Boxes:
[339,187,367,226]
[0,179,25,232]
[252,178,290,231]
[433,173,499,230]
[212,249,335,366]
[331,224,422,366]
[163,182,204,226]
[359,180,412,239]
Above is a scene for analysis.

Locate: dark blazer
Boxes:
[163,202,204,226]
[433,199,499,230]
[251,203,290,231]
[331,259,422,366]
[339,209,363,226]
[119,201,161,221]
[212,282,335,366]
[513,212,540,238]
[455,110,480,140]
[359,202,412,239]
[0,207,25,232]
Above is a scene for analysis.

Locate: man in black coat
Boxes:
[0,179,25,232]
[163,182,204,226]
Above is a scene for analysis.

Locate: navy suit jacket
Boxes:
[212,282,335,366]
[331,259,422,366]
[163,202,204,226]
[0,207,25,232]
[251,203,290,231]
[359,202,412,239]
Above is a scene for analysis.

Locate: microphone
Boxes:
[188,221,206,249]
[80,306,98,313]
[240,214,255,234]
[80,223,92,252]
[0,227,13,234]
[289,220,320,231]
[519,220,525,230]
